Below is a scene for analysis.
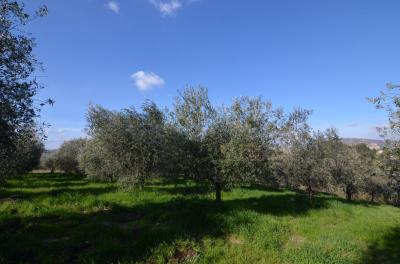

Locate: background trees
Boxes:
[55,138,86,174]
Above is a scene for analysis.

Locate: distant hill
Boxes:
[43,149,58,154]
[341,138,384,151]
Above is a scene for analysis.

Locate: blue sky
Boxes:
[25,0,400,149]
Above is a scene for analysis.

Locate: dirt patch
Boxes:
[83,207,111,214]
[168,247,198,264]
[287,234,306,248]
[226,234,244,245]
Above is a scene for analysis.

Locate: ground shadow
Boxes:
[360,226,400,264]
[0,186,118,201]
[241,184,284,193]
[0,191,330,263]
[145,185,211,196]
[1,173,87,189]
[0,174,382,263]
[0,174,116,201]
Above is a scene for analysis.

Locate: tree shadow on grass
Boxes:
[3,181,90,190]
[159,182,379,209]
[0,173,116,201]
[147,181,285,196]
[0,186,117,201]
[360,226,400,264]
[241,184,285,193]
[2,173,87,189]
[145,185,211,196]
[0,174,379,263]
[0,192,331,264]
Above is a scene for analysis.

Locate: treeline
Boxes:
[43,87,399,204]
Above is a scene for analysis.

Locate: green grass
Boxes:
[0,173,399,264]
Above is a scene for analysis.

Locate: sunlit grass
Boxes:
[0,173,399,263]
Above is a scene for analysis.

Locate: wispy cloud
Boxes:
[149,0,197,16]
[149,0,181,16]
[131,71,165,91]
[107,1,120,14]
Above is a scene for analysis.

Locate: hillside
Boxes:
[342,138,384,151]
[0,173,399,263]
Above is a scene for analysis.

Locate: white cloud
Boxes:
[131,71,165,91]
[149,0,185,16]
[107,1,120,14]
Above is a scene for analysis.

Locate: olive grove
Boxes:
[71,87,389,202]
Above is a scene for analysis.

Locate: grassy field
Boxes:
[0,173,399,264]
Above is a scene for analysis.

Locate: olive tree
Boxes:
[202,109,232,202]
[272,108,312,188]
[172,86,215,182]
[218,97,283,190]
[364,172,388,203]
[324,130,365,200]
[368,83,400,136]
[78,138,118,181]
[56,138,87,174]
[43,154,57,174]
[174,89,296,201]
[288,130,330,200]
[159,122,193,185]
[83,102,166,188]
[0,1,50,180]
[173,88,312,202]
[353,143,386,202]
[379,142,400,205]
[369,83,400,204]
[13,130,44,174]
